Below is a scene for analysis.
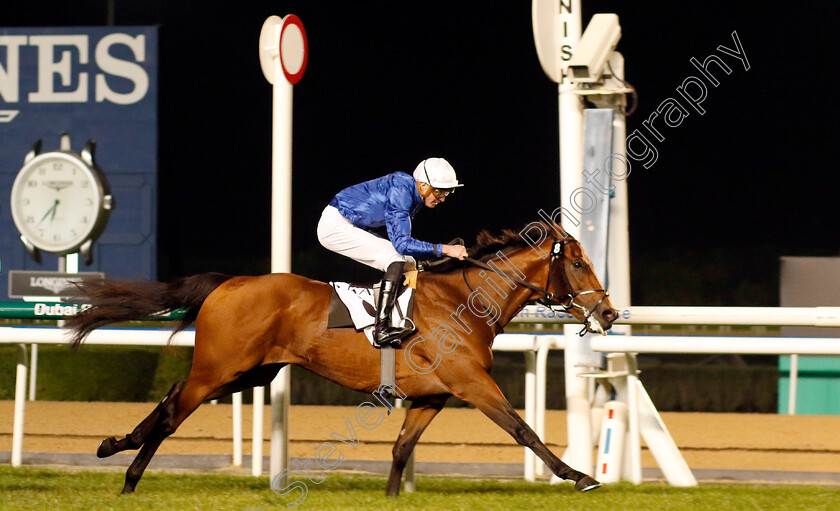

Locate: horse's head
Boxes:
[462,222,618,334]
[544,236,617,334]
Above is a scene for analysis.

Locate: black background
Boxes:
[5,1,839,305]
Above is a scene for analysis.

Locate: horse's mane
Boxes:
[469,229,531,260]
[422,221,568,274]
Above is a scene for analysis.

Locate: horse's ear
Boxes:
[542,219,568,239]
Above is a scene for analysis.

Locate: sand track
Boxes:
[2,401,839,473]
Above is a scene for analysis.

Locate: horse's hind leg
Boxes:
[97,381,185,458]
[385,397,448,497]
[119,363,283,493]
[450,367,600,491]
[120,376,213,493]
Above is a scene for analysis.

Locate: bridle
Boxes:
[463,237,610,336]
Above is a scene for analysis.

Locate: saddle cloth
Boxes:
[328,282,415,345]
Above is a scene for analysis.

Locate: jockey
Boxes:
[317,157,469,348]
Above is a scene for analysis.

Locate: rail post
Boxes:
[12,344,28,467]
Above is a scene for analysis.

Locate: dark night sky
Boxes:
[5,1,840,302]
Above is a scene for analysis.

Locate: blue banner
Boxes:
[0,26,157,299]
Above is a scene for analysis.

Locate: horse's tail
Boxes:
[66,272,234,348]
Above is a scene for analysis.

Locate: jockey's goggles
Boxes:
[431,187,453,199]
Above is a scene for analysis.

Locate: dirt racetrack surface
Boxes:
[2,401,839,474]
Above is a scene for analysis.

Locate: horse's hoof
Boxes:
[97,437,117,458]
[120,487,135,495]
[575,476,601,492]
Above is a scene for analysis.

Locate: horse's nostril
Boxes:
[603,309,617,322]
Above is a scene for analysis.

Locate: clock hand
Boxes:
[50,199,60,222]
[38,199,60,225]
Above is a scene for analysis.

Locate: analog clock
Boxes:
[9,137,113,263]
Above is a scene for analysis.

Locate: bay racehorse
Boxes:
[67,220,617,495]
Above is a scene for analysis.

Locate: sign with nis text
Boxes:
[8,270,104,298]
[0,27,158,299]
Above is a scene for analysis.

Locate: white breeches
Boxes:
[317,206,414,272]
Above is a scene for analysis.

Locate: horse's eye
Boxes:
[573,260,583,269]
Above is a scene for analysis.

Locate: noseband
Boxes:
[463,237,609,335]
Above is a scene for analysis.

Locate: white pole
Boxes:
[12,344,28,467]
[269,17,294,483]
[556,0,595,480]
[594,400,628,483]
[624,355,642,483]
[404,453,415,492]
[635,380,697,486]
[28,343,37,401]
[787,354,798,415]
[232,391,243,466]
[524,351,536,481]
[252,386,264,476]
[534,337,551,476]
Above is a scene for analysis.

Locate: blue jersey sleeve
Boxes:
[384,181,437,258]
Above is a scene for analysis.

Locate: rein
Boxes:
[462,238,609,336]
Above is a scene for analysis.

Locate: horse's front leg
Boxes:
[385,396,448,497]
[448,365,600,491]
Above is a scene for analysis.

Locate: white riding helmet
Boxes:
[413,158,464,189]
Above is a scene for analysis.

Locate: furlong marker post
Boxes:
[259,13,308,482]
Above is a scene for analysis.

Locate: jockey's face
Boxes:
[417,182,450,208]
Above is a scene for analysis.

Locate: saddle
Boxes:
[327,272,417,345]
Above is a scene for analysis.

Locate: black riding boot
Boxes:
[373,261,415,348]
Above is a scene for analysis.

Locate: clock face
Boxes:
[10,152,105,253]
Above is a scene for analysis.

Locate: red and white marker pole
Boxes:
[258,13,308,483]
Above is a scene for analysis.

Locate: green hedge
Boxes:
[0,346,778,413]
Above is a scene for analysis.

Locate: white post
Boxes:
[788,354,798,415]
[404,453,415,493]
[260,14,307,484]
[28,344,37,401]
[66,253,79,273]
[594,400,628,483]
[624,354,642,483]
[524,351,537,481]
[270,369,291,479]
[252,386,264,476]
[534,337,552,476]
[268,17,293,482]
[12,344,28,467]
[232,391,243,466]
[635,380,696,486]
[554,0,597,480]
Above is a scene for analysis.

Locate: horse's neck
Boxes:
[491,246,549,327]
[419,246,548,337]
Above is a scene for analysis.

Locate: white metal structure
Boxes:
[4,306,840,479]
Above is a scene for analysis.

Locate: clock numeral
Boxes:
[85,198,93,206]
[27,180,37,187]
[53,233,61,241]
[81,181,89,188]
[38,167,46,175]
[53,162,63,171]
[22,198,30,206]
[70,229,77,237]
[25,215,34,223]
[81,216,89,224]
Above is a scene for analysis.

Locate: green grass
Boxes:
[1,466,838,511]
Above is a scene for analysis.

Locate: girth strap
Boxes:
[373,346,398,414]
